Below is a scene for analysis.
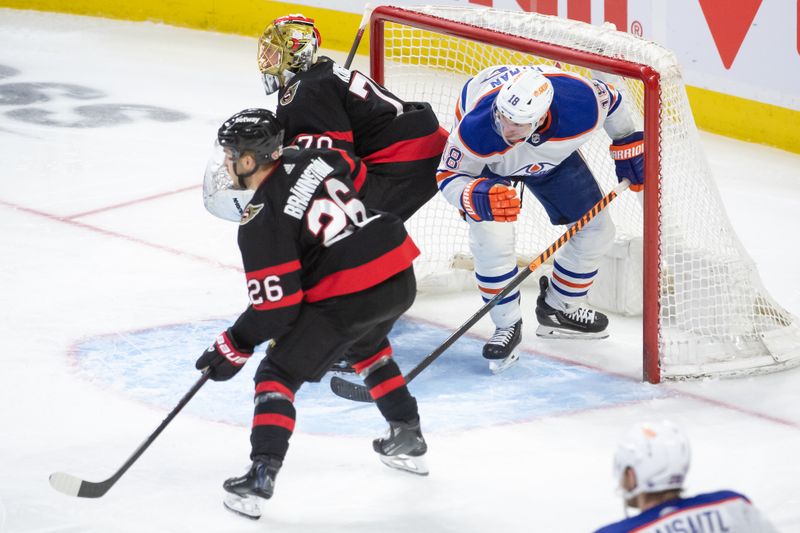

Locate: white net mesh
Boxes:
[376,5,800,379]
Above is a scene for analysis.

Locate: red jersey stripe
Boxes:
[304,236,419,302]
[352,345,393,374]
[254,380,296,402]
[352,159,368,191]
[369,375,406,400]
[323,131,354,142]
[363,128,448,164]
[253,289,304,311]
[246,260,302,280]
[252,413,296,432]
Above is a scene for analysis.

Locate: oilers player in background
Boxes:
[594,421,778,532]
[199,109,429,520]
[436,64,645,370]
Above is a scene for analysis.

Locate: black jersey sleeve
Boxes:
[276,59,357,153]
[229,200,304,350]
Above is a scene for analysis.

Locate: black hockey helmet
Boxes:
[217,108,284,167]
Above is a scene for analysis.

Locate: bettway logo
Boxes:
[698,0,762,69]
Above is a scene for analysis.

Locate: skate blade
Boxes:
[489,351,520,374]
[223,492,263,520]
[535,325,609,340]
[379,453,429,476]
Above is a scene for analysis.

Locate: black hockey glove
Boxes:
[195,329,253,381]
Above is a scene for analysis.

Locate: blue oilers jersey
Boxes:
[436,64,635,209]
[594,491,778,533]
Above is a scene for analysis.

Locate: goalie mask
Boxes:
[612,421,691,504]
[492,70,553,145]
[203,108,284,222]
[258,14,321,95]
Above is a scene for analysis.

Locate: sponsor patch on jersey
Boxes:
[239,203,264,225]
[280,81,300,106]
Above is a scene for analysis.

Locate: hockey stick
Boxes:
[330,179,631,402]
[49,370,211,498]
[344,4,372,69]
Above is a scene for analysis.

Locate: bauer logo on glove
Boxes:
[195,329,254,381]
[461,177,521,222]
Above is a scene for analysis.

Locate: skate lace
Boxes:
[565,307,596,324]
[489,325,516,346]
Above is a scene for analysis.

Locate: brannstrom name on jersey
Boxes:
[283,157,334,219]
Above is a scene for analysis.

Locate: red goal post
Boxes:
[366,5,800,384]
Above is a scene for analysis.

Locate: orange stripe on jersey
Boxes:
[246,260,301,280]
[252,413,295,432]
[436,170,455,183]
[478,286,503,295]
[553,271,594,289]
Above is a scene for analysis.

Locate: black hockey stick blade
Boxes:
[328,180,630,402]
[49,370,210,498]
[330,374,374,403]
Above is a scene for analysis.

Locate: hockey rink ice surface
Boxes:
[2,10,800,533]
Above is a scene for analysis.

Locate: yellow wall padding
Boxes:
[2,1,798,153]
[686,86,800,154]
[0,1,366,52]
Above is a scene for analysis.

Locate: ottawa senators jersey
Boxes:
[276,58,446,170]
[229,146,420,349]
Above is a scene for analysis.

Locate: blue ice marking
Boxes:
[71,317,668,436]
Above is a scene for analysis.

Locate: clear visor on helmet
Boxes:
[492,106,535,145]
[203,140,255,222]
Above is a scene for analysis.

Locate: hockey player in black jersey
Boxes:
[197,108,429,520]
[257,14,447,222]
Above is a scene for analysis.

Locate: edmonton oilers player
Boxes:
[594,421,778,532]
[436,65,645,371]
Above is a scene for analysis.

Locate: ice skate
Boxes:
[222,456,282,520]
[373,417,429,476]
[535,276,609,339]
[482,319,522,374]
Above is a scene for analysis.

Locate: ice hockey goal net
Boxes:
[369,4,800,383]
